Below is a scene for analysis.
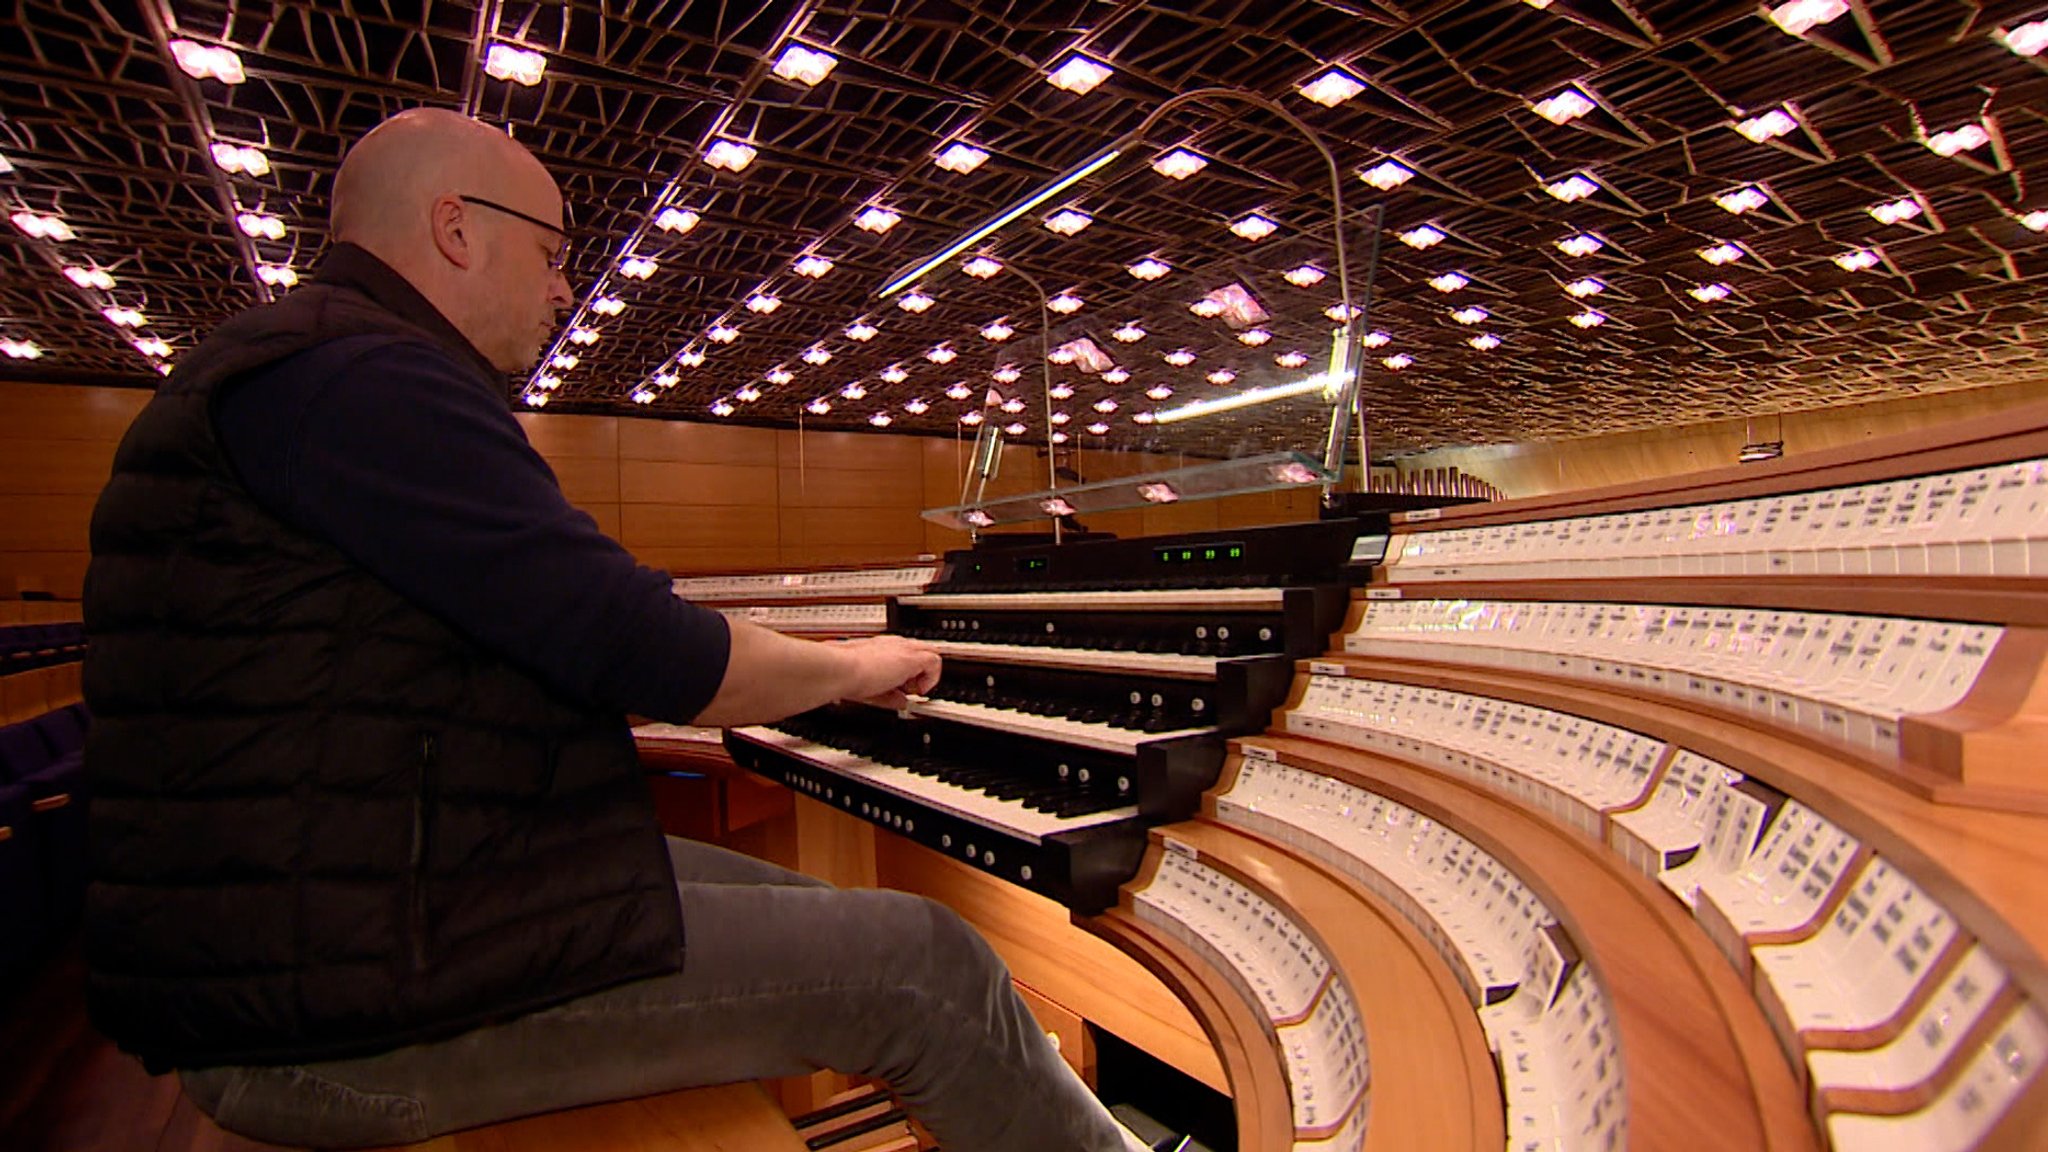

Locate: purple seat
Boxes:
[0,722,53,784]
[30,708,85,758]
[0,780,47,981]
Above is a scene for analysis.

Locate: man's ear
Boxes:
[429,195,475,269]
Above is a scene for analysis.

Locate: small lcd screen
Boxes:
[1154,542,1246,565]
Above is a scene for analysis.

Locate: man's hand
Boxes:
[834,635,942,709]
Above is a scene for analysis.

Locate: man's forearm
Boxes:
[688,619,862,728]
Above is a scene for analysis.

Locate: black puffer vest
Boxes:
[81,248,684,1072]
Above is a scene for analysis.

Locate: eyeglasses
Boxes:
[458,194,571,271]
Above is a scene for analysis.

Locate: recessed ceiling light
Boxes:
[1044,209,1092,235]
[905,398,931,414]
[710,400,736,417]
[482,43,542,86]
[1450,306,1488,325]
[1284,265,1327,288]
[946,383,972,400]
[1382,353,1413,369]
[1868,198,1920,225]
[1698,242,1744,265]
[170,39,249,84]
[960,410,983,425]
[1275,351,1308,368]
[881,365,910,383]
[841,382,867,399]
[845,321,877,342]
[703,140,757,172]
[766,368,794,385]
[1469,333,1501,350]
[1128,258,1170,280]
[1564,277,1604,297]
[1087,422,1110,435]
[679,349,706,366]
[1102,367,1129,383]
[991,365,1020,384]
[1545,174,1598,201]
[806,398,831,415]
[1688,282,1732,302]
[771,44,837,86]
[1360,330,1390,347]
[1163,350,1195,366]
[1359,160,1414,190]
[1997,20,2048,56]
[1556,233,1603,257]
[619,256,659,279]
[745,293,780,314]
[1146,384,1173,400]
[1207,369,1236,385]
[1230,214,1277,241]
[707,325,739,343]
[1769,0,1848,37]
[1047,56,1113,94]
[1047,293,1083,314]
[1428,272,1469,292]
[854,206,900,233]
[926,345,957,364]
[897,291,934,313]
[1832,247,1882,271]
[1569,310,1607,328]
[1298,69,1365,107]
[1715,186,1769,214]
[552,353,580,371]
[1237,329,1271,346]
[209,142,270,176]
[655,207,699,233]
[1151,149,1207,180]
[934,142,989,174]
[1734,108,1799,143]
[802,347,833,365]
[62,266,114,290]
[590,296,626,316]
[1925,124,1990,157]
[1324,303,1361,322]
[793,255,834,278]
[1531,87,1595,125]
[1112,323,1145,343]
[980,321,1013,342]
[1398,224,1446,249]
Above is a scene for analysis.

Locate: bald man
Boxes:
[82,109,1148,1152]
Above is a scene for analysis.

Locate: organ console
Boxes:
[721,520,1364,911]
[647,403,2048,1152]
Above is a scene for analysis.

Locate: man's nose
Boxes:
[549,269,574,311]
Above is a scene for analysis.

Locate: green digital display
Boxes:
[1017,556,1050,573]
[1154,542,1246,565]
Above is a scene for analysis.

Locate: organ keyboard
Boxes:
[723,519,1362,911]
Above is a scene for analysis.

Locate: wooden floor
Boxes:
[0,945,805,1152]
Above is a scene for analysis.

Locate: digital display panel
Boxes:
[1153,542,1246,565]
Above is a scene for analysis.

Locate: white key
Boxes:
[906,698,1215,754]
[923,639,1225,679]
[732,727,1136,842]
[905,587,1286,611]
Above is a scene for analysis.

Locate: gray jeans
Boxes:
[180,836,1129,1151]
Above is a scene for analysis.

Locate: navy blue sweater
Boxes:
[213,247,731,723]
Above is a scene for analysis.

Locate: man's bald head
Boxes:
[328,108,573,373]
[332,108,559,253]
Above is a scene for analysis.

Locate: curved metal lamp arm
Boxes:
[876,84,1383,536]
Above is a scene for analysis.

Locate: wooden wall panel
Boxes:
[0,383,147,597]
[622,504,783,551]
[547,456,621,505]
[619,420,778,464]
[0,440,120,495]
[1402,375,2048,499]
[514,412,617,459]
[620,461,776,506]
